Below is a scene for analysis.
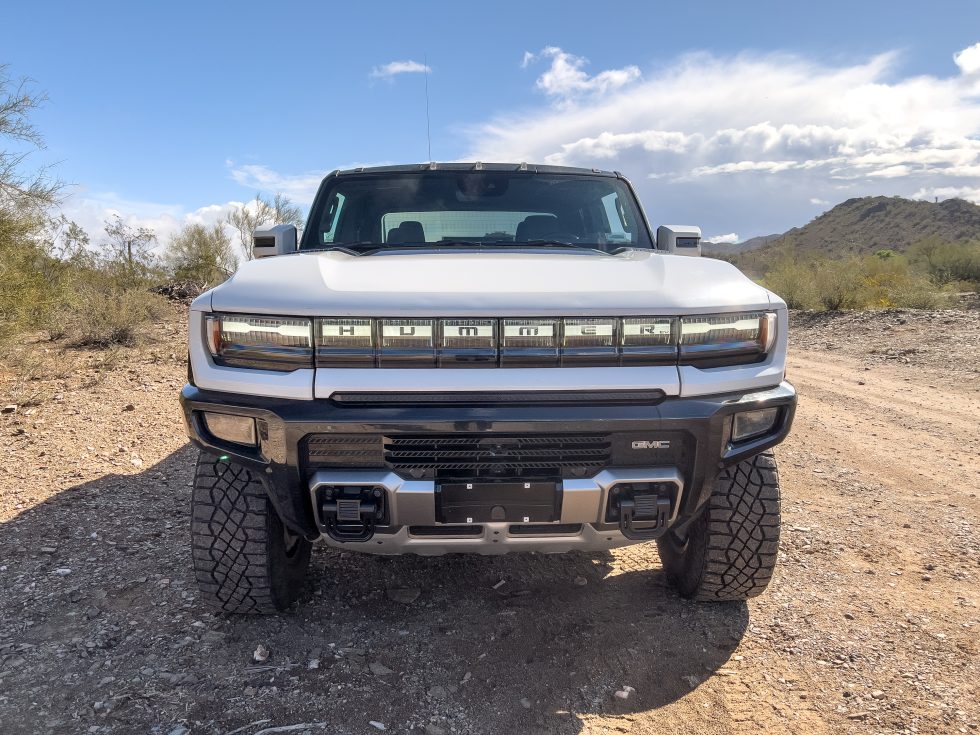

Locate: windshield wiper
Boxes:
[508,240,610,254]
[302,245,364,256]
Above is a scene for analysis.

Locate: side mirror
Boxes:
[252,224,297,259]
[656,225,701,257]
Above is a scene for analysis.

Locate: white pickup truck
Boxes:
[179,163,796,613]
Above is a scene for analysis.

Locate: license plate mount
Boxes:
[436,481,561,524]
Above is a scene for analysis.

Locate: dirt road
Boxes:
[0,309,977,735]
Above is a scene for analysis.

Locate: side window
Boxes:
[321,193,346,243]
[601,192,631,243]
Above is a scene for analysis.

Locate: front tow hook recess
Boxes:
[616,494,671,540]
[319,487,385,542]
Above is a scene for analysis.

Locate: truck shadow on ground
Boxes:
[0,446,748,735]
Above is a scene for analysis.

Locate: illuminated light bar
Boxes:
[621,317,674,345]
[206,314,313,371]
[439,319,497,367]
[378,319,435,366]
[563,318,616,347]
[318,318,372,346]
[441,319,495,349]
[562,318,617,366]
[678,312,776,365]
[299,312,777,368]
[501,318,559,367]
[315,318,374,367]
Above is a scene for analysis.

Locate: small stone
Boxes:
[614,687,634,700]
[131,456,143,468]
[253,644,270,662]
[2,405,16,414]
[40,547,57,554]
[167,727,190,735]
[871,690,885,699]
[369,662,394,676]
[682,675,700,688]
[428,685,448,700]
[922,574,932,581]
[122,404,135,412]
[387,587,420,604]
[425,725,447,735]
[308,658,320,669]
[843,612,855,620]
[369,722,386,731]
[520,697,532,709]
[53,568,72,576]
[573,576,588,587]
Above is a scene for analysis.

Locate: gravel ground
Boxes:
[0,307,977,735]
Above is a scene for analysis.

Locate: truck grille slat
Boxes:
[384,434,611,479]
[302,432,615,480]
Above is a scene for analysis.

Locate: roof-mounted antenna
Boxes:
[424,53,432,163]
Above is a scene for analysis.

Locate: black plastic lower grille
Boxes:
[305,434,384,466]
[385,434,611,480]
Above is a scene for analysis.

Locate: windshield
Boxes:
[299,170,653,252]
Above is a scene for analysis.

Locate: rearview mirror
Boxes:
[656,225,701,257]
[252,224,297,259]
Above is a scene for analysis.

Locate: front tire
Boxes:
[191,452,311,614]
[657,451,781,601]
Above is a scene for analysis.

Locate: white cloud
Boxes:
[809,197,830,205]
[467,44,980,237]
[704,233,739,244]
[522,47,641,101]
[954,42,980,75]
[59,188,245,257]
[370,60,431,80]
[229,163,324,205]
[911,184,980,202]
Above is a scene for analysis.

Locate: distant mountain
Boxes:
[702,233,781,256]
[708,196,980,260]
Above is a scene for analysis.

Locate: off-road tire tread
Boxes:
[660,450,780,601]
[191,452,306,614]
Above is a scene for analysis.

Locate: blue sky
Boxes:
[4,0,980,247]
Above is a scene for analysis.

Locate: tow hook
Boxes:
[609,483,673,540]
[317,486,386,542]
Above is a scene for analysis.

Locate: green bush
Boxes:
[65,280,170,348]
[762,259,818,309]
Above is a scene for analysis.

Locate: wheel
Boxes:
[191,452,311,614]
[657,450,780,601]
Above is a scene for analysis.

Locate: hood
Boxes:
[207,249,773,316]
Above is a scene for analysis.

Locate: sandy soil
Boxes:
[0,308,977,735]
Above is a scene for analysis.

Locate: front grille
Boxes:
[384,434,611,480]
[302,430,691,481]
[305,434,384,467]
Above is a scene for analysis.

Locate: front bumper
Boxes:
[179,382,796,547]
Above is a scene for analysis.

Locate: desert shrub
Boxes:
[763,259,818,309]
[908,237,980,286]
[66,279,170,348]
[165,222,237,288]
[811,258,868,310]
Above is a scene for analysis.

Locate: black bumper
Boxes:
[179,383,796,538]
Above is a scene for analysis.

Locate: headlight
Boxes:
[679,312,776,366]
[206,314,313,371]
